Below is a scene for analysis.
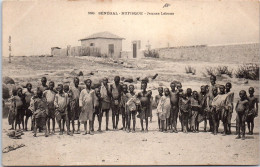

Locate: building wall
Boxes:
[81,38,122,58]
[156,43,259,63]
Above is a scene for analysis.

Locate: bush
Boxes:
[235,64,259,80]
[216,66,233,77]
[144,50,159,58]
[205,66,233,78]
[185,66,196,75]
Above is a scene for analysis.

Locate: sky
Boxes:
[2,0,259,56]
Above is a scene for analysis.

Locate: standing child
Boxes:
[246,87,258,135]
[137,81,151,132]
[198,85,208,132]
[24,83,34,131]
[179,90,191,133]
[125,85,139,133]
[155,87,164,130]
[8,89,19,130]
[63,85,70,133]
[120,84,128,130]
[15,88,26,130]
[207,87,218,133]
[30,89,48,137]
[225,82,234,134]
[235,90,249,140]
[43,81,56,134]
[186,88,193,131]
[68,77,81,134]
[190,91,201,133]
[100,77,111,131]
[169,82,180,133]
[110,76,122,130]
[54,84,70,135]
[92,88,102,132]
[79,79,95,135]
[157,88,171,132]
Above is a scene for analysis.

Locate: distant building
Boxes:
[79,32,124,58]
[51,47,61,56]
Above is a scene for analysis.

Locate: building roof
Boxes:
[51,47,61,49]
[79,31,124,41]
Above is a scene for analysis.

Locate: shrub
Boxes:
[185,66,196,75]
[216,66,233,77]
[235,64,259,80]
[144,50,159,58]
[205,66,233,78]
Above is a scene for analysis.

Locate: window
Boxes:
[90,43,94,46]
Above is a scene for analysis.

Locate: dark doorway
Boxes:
[108,44,114,57]
[133,43,137,58]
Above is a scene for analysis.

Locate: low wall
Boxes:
[156,43,259,63]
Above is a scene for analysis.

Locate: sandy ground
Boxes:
[2,111,259,166]
[2,56,260,165]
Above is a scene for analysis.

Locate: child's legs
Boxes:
[121,107,126,128]
[132,111,136,130]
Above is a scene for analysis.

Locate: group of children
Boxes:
[7,75,258,140]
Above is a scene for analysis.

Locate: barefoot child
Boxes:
[190,91,201,133]
[120,84,128,130]
[43,81,56,134]
[157,88,171,132]
[225,82,234,134]
[79,79,95,135]
[198,85,208,132]
[186,88,193,131]
[155,87,163,130]
[246,87,258,135]
[137,81,151,132]
[169,82,180,133]
[207,87,218,133]
[179,90,191,133]
[235,90,249,140]
[15,88,26,130]
[8,89,19,130]
[125,85,140,133]
[23,83,34,131]
[63,85,70,133]
[54,84,70,135]
[100,77,111,131]
[30,89,48,137]
[68,77,81,134]
[92,88,102,132]
[110,76,122,130]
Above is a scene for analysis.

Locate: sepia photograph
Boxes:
[1,0,259,165]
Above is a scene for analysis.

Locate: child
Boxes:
[24,83,34,131]
[207,87,218,133]
[54,84,70,135]
[211,85,227,135]
[30,88,48,137]
[169,82,179,133]
[43,81,56,134]
[92,88,102,132]
[120,84,128,130]
[235,90,249,140]
[110,76,122,130]
[63,85,70,133]
[246,87,258,135]
[125,85,140,133]
[100,77,111,131]
[179,90,191,133]
[40,77,49,92]
[137,81,151,132]
[225,82,234,134]
[186,88,193,131]
[155,87,163,130]
[190,91,201,133]
[79,79,95,135]
[8,89,18,130]
[157,88,171,132]
[68,77,81,134]
[15,88,26,130]
[199,85,208,132]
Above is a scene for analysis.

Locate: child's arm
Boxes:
[235,100,239,113]
[255,98,259,117]
[54,95,59,109]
